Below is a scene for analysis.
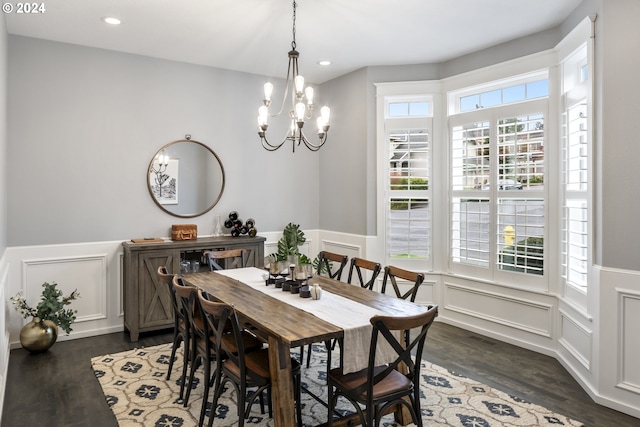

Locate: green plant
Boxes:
[10,282,80,334]
[270,222,332,273]
[273,223,312,265]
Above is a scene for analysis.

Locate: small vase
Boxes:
[310,283,322,300]
[19,317,58,353]
[213,215,223,237]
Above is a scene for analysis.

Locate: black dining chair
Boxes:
[171,275,199,405]
[347,257,382,290]
[200,290,303,427]
[204,249,247,271]
[186,287,263,427]
[157,266,188,385]
[316,250,348,280]
[381,265,424,303]
[327,305,438,427]
[381,265,425,346]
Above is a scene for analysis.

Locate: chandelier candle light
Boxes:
[151,150,170,198]
[258,1,330,152]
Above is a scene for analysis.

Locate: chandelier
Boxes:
[257,1,330,152]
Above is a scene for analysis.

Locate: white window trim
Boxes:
[447,99,549,290]
[375,81,441,272]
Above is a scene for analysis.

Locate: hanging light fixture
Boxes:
[257,1,330,152]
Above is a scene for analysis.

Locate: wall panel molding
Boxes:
[558,308,592,371]
[320,239,362,258]
[617,288,640,395]
[444,282,553,338]
[22,254,108,322]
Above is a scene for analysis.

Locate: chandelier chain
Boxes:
[291,1,297,50]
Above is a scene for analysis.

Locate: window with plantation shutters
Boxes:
[383,98,432,268]
[561,42,590,293]
[450,89,547,280]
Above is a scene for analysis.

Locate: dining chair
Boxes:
[381,265,424,303]
[316,251,348,280]
[381,265,425,347]
[327,305,439,427]
[347,257,382,290]
[157,266,186,384]
[204,249,246,271]
[185,287,263,427]
[199,290,303,427]
[171,275,199,404]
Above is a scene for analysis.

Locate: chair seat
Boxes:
[222,330,264,355]
[329,365,412,401]
[224,348,302,384]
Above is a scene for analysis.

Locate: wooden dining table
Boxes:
[185,267,429,427]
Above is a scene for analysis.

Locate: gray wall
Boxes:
[318,68,370,235]
[7,36,321,246]
[598,0,640,268]
[0,17,7,256]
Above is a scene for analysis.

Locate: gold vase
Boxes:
[19,317,58,352]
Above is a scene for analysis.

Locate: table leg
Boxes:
[268,336,295,427]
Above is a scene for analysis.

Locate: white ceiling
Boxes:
[4,0,582,83]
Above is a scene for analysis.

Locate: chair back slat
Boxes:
[172,276,199,325]
[347,257,382,290]
[204,249,246,271]
[316,251,348,280]
[381,265,424,302]
[157,266,179,313]
[198,289,233,370]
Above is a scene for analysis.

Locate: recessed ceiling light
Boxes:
[101,16,121,25]
[318,60,332,66]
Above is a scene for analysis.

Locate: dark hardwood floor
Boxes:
[2,322,638,427]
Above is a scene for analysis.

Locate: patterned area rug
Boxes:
[91,342,584,427]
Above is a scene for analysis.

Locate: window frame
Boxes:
[448,99,548,288]
[376,84,439,273]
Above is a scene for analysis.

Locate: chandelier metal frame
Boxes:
[257,1,330,152]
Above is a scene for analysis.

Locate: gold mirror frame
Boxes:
[147,137,225,218]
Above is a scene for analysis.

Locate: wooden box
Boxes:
[171,224,197,240]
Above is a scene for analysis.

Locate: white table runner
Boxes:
[214,267,398,374]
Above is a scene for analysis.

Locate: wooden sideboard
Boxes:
[122,235,265,341]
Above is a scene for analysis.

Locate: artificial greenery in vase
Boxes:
[272,222,327,273]
[10,282,80,334]
[273,222,312,264]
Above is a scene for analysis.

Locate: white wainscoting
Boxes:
[22,254,108,323]
[580,266,640,418]
[558,308,592,371]
[0,254,9,422]
[441,277,557,354]
[619,289,640,394]
[4,241,125,347]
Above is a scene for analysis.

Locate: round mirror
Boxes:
[147,137,225,218]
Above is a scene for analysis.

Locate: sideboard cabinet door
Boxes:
[137,250,178,330]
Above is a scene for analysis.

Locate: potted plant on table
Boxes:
[270,222,329,274]
[10,282,80,352]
